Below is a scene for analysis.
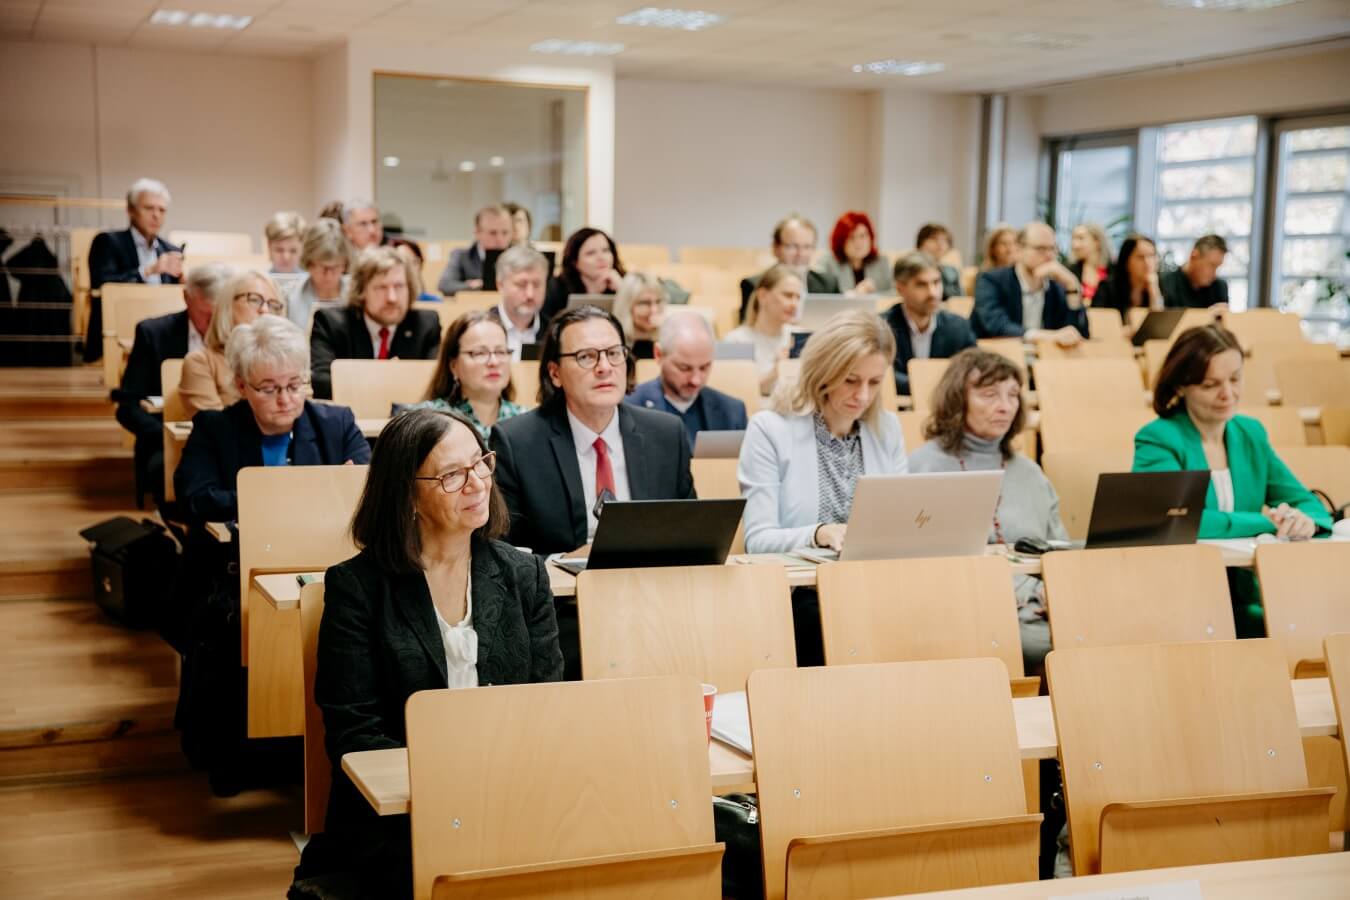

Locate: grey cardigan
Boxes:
[818,253,895,296]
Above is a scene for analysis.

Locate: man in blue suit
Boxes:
[84,178,183,362]
[626,310,748,448]
[883,251,977,395]
[972,221,1088,345]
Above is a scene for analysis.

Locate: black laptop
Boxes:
[554,498,746,574]
[1130,309,1188,346]
[1082,471,1210,548]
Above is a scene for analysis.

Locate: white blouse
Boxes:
[431,572,478,689]
[1212,468,1235,514]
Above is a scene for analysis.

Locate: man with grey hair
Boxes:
[84,177,183,361]
[438,205,514,296]
[114,262,231,504]
[625,310,748,447]
[342,198,384,251]
[487,245,549,360]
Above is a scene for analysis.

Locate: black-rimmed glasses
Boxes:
[558,344,628,369]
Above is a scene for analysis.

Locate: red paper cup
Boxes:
[701,683,718,743]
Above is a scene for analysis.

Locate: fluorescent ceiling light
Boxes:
[616,7,726,31]
[382,156,400,168]
[1161,0,1302,8]
[150,9,252,30]
[489,156,505,168]
[459,161,477,173]
[530,39,625,56]
[851,59,945,77]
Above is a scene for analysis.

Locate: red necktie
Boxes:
[377,326,390,360]
[593,437,616,499]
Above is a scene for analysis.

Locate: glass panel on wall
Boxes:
[1269,121,1349,329]
[1153,117,1258,309]
[1051,142,1135,251]
[373,74,587,244]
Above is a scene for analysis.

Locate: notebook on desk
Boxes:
[554,498,746,574]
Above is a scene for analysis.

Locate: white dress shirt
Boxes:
[903,308,937,359]
[566,406,631,539]
[496,302,540,361]
[132,228,162,284]
[431,571,478,690]
[364,312,393,358]
[187,321,206,356]
[1016,267,1045,332]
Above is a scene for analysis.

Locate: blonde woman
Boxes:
[723,263,803,395]
[264,211,306,274]
[611,271,668,350]
[179,269,285,417]
[1068,222,1112,305]
[982,223,1018,271]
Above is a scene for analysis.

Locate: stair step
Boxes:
[0,448,135,493]
[0,366,113,419]
[0,491,150,601]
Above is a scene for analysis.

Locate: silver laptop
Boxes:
[797,471,1003,563]
[693,430,745,458]
[795,294,880,331]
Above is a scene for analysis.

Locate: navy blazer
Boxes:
[972,266,1089,340]
[625,378,748,448]
[114,309,189,442]
[309,305,442,399]
[490,401,697,556]
[174,399,370,523]
[883,305,978,394]
[84,228,181,362]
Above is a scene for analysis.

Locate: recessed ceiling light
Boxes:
[851,59,945,77]
[530,39,626,56]
[459,161,476,173]
[1161,0,1302,8]
[616,7,726,31]
[150,9,252,30]
[382,156,400,168]
[489,156,505,168]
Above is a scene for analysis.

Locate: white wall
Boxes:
[0,40,314,239]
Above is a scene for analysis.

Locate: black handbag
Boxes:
[1310,489,1348,523]
[713,793,763,899]
[78,516,179,627]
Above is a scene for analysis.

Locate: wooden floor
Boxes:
[0,367,300,898]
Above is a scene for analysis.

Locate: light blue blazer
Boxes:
[738,408,908,554]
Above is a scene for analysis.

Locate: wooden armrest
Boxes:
[431,842,724,899]
[1098,787,1334,874]
[786,814,1041,898]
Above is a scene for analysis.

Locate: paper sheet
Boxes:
[710,690,752,755]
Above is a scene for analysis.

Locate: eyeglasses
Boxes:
[414,452,496,494]
[248,379,309,398]
[462,347,511,363]
[236,292,285,314]
[558,344,629,369]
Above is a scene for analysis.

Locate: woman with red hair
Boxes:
[820,211,894,296]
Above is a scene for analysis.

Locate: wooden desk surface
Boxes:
[341,678,1337,818]
[889,849,1350,897]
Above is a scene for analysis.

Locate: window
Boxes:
[1152,117,1258,310]
[1050,138,1136,252]
[1268,119,1350,320]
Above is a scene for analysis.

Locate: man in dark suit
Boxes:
[739,213,840,320]
[84,178,183,362]
[625,309,747,447]
[114,263,227,505]
[884,252,977,395]
[1161,233,1231,310]
[436,205,513,296]
[491,305,695,678]
[972,221,1089,345]
[310,246,442,399]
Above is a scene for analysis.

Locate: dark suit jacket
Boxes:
[625,378,748,448]
[301,540,563,890]
[309,305,442,399]
[174,399,370,523]
[541,274,613,329]
[882,305,978,394]
[84,228,181,362]
[739,267,839,321]
[436,242,485,296]
[114,310,191,500]
[972,266,1089,340]
[490,402,697,555]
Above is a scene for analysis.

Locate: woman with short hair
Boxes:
[179,269,285,417]
[907,348,1067,672]
[820,211,893,296]
[264,211,306,274]
[502,201,533,246]
[724,263,804,395]
[411,310,524,439]
[288,218,351,330]
[611,271,668,354]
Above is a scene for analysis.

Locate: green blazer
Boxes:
[1132,412,1331,539]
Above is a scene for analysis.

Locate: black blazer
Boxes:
[540,274,613,328]
[114,310,190,440]
[301,540,563,891]
[883,305,978,395]
[174,399,370,523]
[84,228,181,362]
[972,266,1089,340]
[739,267,839,321]
[489,402,697,556]
[309,305,442,399]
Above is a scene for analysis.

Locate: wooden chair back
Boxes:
[1087,308,1126,341]
[976,337,1027,376]
[330,359,437,418]
[1326,633,1350,781]
[407,678,721,900]
[960,265,978,295]
[1274,446,1350,508]
[619,243,673,268]
[1241,406,1307,446]
[1034,338,1134,360]
[1323,406,1350,446]
[678,246,774,274]
[1275,359,1350,408]
[1047,639,1329,875]
[705,359,760,410]
[1224,309,1304,348]
[1257,542,1350,678]
[412,300,458,333]
[71,226,99,338]
[690,458,746,554]
[512,360,541,409]
[237,465,367,734]
[576,565,793,692]
[169,229,253,255]
[897,410,926,453]
[1034,359,1147,413]
[1244,342,1341,404]
[749,660,1039,899]
[298,581,330,834]
[160,359,186,502]
[908,357,951,412]
[101,283,185,390]
[1038,406,1154,454]
[1042,545,1234,649]
[1142,339,1170,391]
[944,297,974,319]
[1040,449,1135,540]
[449,290,501,314]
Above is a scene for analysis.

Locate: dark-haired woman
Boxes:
[540,227,626,325]
[907,348,1069,673]
[1094,233,1163,325]
[410,310,524,439]
[292,408,563,898]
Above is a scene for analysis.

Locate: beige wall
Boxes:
[0,40,314,241]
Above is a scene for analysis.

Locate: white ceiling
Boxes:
[2,0,1349,92]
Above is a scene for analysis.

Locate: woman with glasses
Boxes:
[410,310,524,439]
[611,271,667,357]
[292,408,562,898]
[179,269,287,417]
